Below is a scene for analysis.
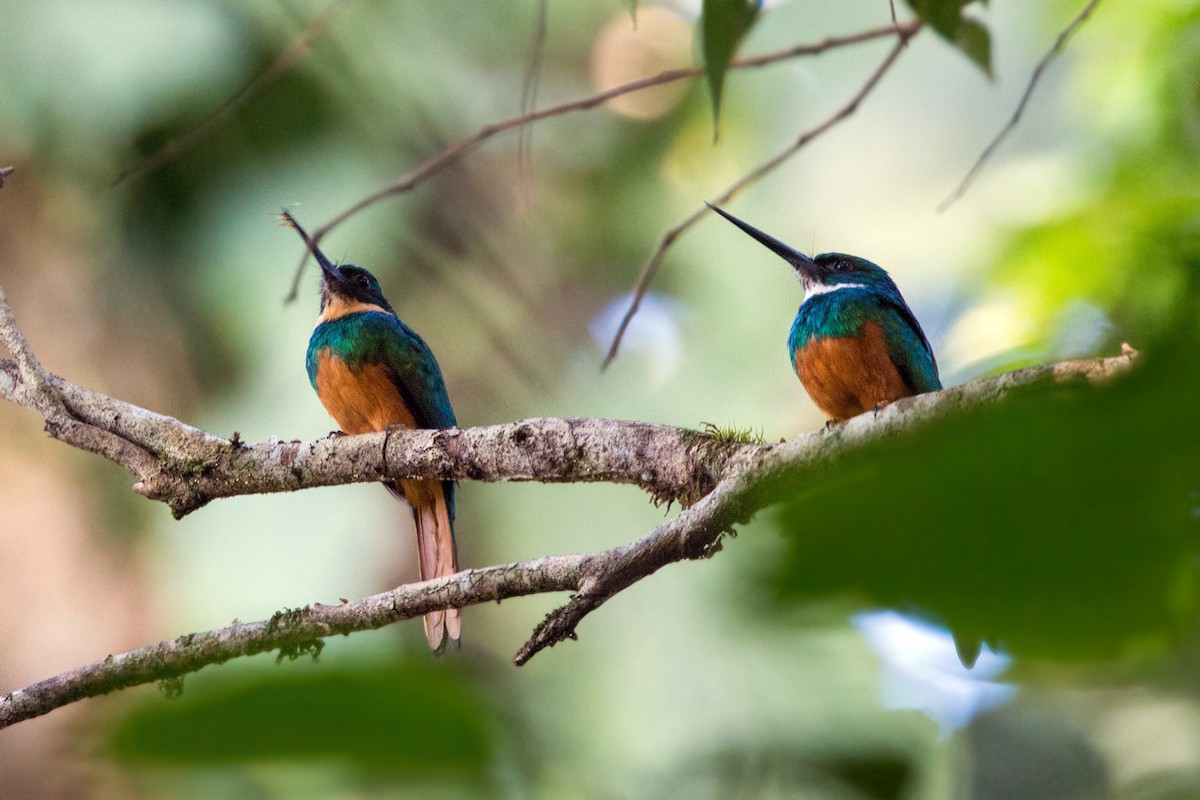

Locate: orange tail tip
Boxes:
[425,609,462,653]
[407,481,461,652]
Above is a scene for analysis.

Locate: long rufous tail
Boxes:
[392,479,460,651]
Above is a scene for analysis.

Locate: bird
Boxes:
[709,206,982,667]
[282,211,461,652]
[708,204,942,424]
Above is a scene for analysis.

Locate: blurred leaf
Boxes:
[700,0,762,138]
[904,0,992,76]
[994,188,1200,347]
[643,743,918,799]
[951,18,992,77]
[764,335,1200,662]
[109,657,498,781]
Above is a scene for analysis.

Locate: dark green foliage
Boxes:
[109,657,498,782]
[639,743,918,799]
[904,0,992,76]
[700,0,762,137]
[765,334,1200,662]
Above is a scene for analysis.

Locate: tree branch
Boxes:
[1,280,1137,727]
[283,21,919,301]
[0,553,585,730]
[938,0,1103,211]
[601,34,911,368]
[0,352,747,517]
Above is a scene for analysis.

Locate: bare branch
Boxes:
[0,286,64,418]
[283,22,919,301]
[115,0,357,187]
[601,36,911,369]
[0,348,1136,727]
[0,552,585,730]
[938,0,1103,211]
[0,288,162,475]
[0,354,745,516]
[0,165,13,188]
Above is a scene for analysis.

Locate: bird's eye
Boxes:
[836,259,851,272]
[355,274,371,287]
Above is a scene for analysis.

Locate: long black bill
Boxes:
[706,203,816,277]
[280,209,344,282]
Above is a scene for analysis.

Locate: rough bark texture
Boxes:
[0,286,1137,729]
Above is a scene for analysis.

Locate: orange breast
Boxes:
[792,321,912,421]
[313,350,417,435]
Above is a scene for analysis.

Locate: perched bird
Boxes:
[283,211,461,651]
[709,204,941,423]
[710,207,976,665]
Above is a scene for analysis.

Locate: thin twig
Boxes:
[283,22,918,301]
[517,0,549,214]
[938,0,1103,211]
[114,0,357,187]
[0,166,13,188]
[601,36,911,369]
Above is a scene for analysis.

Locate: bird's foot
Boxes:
[823,418,843,430]
[326,429,348,439]
[872,400,894,418]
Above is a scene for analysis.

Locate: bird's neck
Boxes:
[801,282,868,307]
[318,296,390,324]
[790,287,880,351]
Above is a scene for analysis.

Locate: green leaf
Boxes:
[701,0,762,139]
[762,335,1200,663]
[108,657,510,782]
[953,18,993,78]
[904,0,992,76]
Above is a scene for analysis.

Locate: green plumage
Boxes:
[307,311,457,432]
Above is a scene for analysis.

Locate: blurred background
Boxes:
[0,0,1197,797]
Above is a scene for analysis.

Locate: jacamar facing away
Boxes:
[283,211,461,651]
[709,204,942,423]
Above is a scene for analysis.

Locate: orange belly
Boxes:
[792,321,912,421]
[313,349,435,504]
[313,351,417,435]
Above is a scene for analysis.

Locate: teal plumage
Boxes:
[788,278,941,397]
[307,311,458,438]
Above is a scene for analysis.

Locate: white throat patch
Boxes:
[802,282,866,306]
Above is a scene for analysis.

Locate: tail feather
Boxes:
[400,480,461,651]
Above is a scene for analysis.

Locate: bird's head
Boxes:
[707,204,897,296]
[281,211,395,316]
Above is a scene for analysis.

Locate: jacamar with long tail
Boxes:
[709,204,941,423]
[282,211,461,651]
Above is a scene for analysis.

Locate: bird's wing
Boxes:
[359,312,457,432]
[875,296,942,394]
[365,312,459,527]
